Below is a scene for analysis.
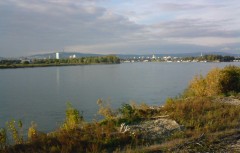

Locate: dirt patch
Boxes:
[215,97,240,106]
[127,119,181,141]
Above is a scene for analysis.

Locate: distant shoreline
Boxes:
[0,63,120,69]
[1,61,239,69]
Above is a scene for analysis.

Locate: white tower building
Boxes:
[56,52,60,59]
[152,54,156,59]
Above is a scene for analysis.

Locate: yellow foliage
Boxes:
[184,66,240,97]
[187,75,206,97]
[205,68,222,96]
[97,99,116,120]
[0,128,6,149]
[28,122,37,142]
[61,103,83,130]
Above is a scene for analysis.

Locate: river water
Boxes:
[1,62,240,132]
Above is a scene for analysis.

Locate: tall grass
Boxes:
[164,97,240,134]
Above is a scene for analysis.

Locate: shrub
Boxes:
[219,65,240,94]
[0,128,7,149]
[6,120,24,144]
[205,68,222,96]
[97,99,116,120]
[61,103,84,130]
[28,122,38,142]
[185,75,206,97]
[119,103,135,119]
[184,65,240,97]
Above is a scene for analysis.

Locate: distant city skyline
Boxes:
[1,0,240,57]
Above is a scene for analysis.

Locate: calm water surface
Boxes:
[1,62,240,132]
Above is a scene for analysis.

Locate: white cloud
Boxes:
[165,37,240,47]
[0,0,240,56]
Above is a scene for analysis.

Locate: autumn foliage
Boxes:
[184,65,240,97]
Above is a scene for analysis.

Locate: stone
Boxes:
[127,118,181,140]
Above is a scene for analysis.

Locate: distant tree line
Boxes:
[0,60,21,65]
[182,54,235,62]
[0,55,120,66]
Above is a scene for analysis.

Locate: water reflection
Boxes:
[56,67,60,87]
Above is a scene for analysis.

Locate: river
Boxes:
[1,62,240,132]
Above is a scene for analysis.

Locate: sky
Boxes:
[0,0,240,57]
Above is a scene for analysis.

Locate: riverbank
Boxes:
[1,95,239,153]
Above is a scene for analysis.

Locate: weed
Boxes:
[6,120,24,144]
[0,128,7,149]
[61,103,84,130]
[97,99,116,120]
[28,122,38,142]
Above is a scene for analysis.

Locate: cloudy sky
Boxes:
[1,0,240,57]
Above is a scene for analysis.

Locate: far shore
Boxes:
[0,63,120,69]
[1,60,239,69]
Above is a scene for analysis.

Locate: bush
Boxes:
[97,99,116,120]
[184,65,240,97]
[6,120,24,144]
[61,103,84,130]
[119,104,135,119]
[219,65,240,94]
[0,128,7,149]
[28,122,38,142]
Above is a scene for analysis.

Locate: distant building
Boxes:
[152,54,156,59]
[56,52,60,59]
[21,59,31,64]
[69,54,76,59]
[163,56,172,61]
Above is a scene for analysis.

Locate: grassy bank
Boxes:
[0,65,240,152]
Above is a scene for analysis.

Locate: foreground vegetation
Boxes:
[0,55,120,69]
[0,66,240,152]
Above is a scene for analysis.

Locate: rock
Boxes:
[215,97,240,106]
[128,119,181,140]
[231,139,240,152]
